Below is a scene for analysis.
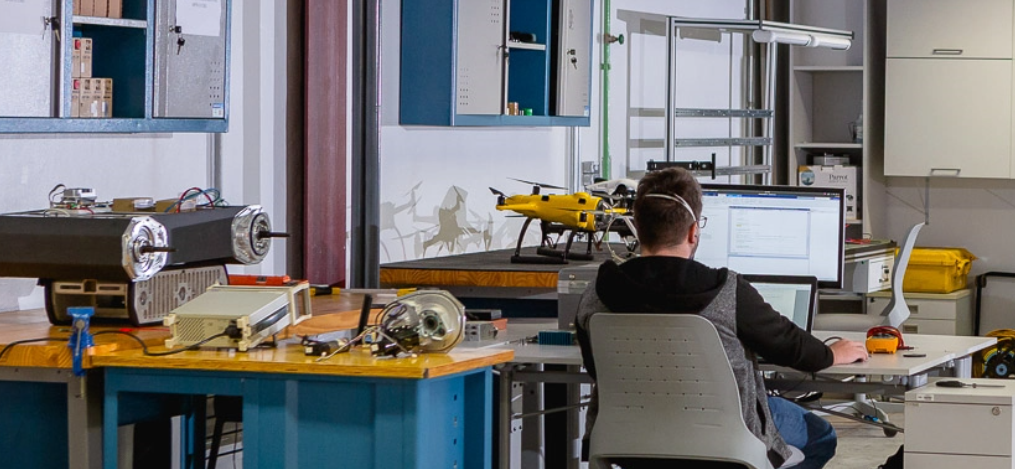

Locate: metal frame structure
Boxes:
[622,13,852,182]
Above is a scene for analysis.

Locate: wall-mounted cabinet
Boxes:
[400,0,592,127]
[884,0,1014,178]
[0,0,230,133]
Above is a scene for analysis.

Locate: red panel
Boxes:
[305,0,347,285]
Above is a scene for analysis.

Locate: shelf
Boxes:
[0,118,228,133]
[795,143,863,150]
[793,65,864,73]
[507,42,547,51]
[631,108,774,118]
[451,114,589,126]
[72,16,148,29]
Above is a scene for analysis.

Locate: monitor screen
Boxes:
[743,275,818,332]
[696,185,844,288]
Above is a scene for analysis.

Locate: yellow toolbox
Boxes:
[902,247,976,293]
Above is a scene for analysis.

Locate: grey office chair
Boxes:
[814,222,924,332]
[588,313,801,469]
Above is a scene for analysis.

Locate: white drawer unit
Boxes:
[906,378,1015,468]
[884,58,1013,178]
[867,289,973,335]
[887,0,1014,59]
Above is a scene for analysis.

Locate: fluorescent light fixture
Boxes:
[752,29,852,51]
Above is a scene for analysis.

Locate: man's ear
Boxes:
[687,224,699,244]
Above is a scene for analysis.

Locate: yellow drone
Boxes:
[491,179,634,264]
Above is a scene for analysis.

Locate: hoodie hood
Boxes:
[594,256,728,314]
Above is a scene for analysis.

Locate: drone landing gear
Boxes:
[510,219,594,264]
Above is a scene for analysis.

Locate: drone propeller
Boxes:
[509,178,567,191]
[489,187,507,197]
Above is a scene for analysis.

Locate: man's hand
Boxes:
[829,339,869,365]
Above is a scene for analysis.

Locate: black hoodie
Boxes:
[577,256,833,381]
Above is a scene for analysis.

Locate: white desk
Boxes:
[471,319,998,469]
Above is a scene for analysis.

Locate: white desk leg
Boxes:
[950,356,973,378]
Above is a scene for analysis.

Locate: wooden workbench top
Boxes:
[2,294,512,377]
[92,344,514,379]
[0,308,170,369]
[379,246,617,289]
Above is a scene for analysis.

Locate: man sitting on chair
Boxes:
[575,168,869,469]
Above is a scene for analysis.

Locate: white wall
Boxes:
[884,177,1015,277]
[377,0,748,263]
[0,0,289,311]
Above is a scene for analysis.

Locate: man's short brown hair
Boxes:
[634,168,703,250]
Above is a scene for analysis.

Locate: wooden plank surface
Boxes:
[0,309,170,369]
[92,344,514,379]
[380,267,559,288]
[2,294,513,378]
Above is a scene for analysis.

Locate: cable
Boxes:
[163,187,226,213]
[0,338,71,363]
[93,330,230,356]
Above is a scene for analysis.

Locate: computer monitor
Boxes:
[696,184,844,289]
[742,275,818,332]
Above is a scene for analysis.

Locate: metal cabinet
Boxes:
[555,0,592,118]
[454,0,506,116]
[400,0,593,127]
[154,0,228,119]
[0,0,58,117]
[0,0,230,133]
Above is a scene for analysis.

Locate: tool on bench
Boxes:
[935,380,1006,389]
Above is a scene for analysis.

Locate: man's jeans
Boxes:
[768,396,837,469]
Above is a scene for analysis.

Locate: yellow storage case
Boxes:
[902,247,976,293]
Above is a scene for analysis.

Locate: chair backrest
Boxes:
[588,313,773,469]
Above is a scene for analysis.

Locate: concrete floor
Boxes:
[826,410,904,469]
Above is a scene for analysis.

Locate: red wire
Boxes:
[176,187,213,213]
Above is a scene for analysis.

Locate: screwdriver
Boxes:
[936,380,1006,388]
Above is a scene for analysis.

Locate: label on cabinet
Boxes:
[175,0,222,37]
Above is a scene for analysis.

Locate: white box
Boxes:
[799,165,858,221]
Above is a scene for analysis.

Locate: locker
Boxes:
[0,0,58,117]
[154,0,227,118]
[555,0,591,117]
[455,0,505,115]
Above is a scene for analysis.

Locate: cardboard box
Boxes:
[99,78,113,118]
[73,0,80,16]
[72,41,81,78]
[93,0,109,17]
[71,79,82,118]
[78,78,92,118]
[80,78,103,118]
[76,38,93,78]
[798,165,859,221]
[106,0,122,18]
[80,0,94,17]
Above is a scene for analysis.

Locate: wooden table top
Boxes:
[379,246,614,289]
[92,342,514,379]
[1,293,513,377]
[0,309,170,369]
